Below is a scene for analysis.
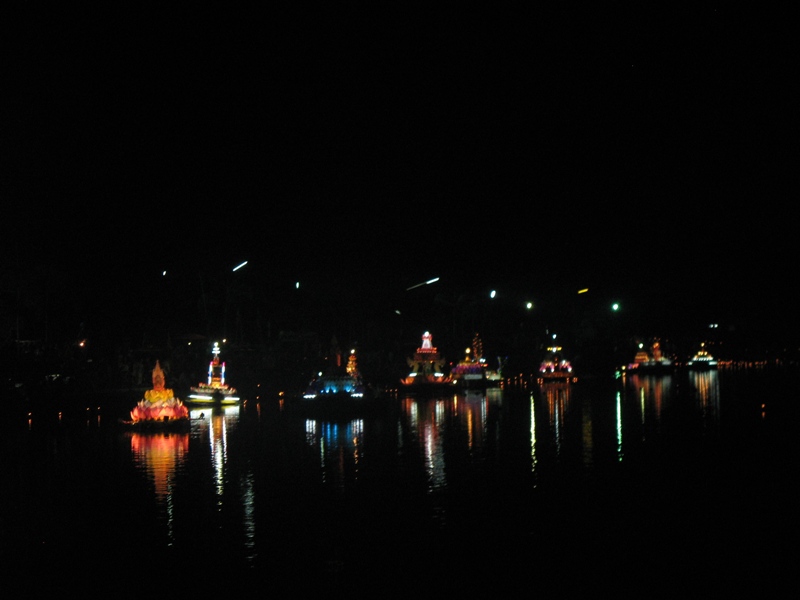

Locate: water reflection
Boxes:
[538,381,573,459]
[459,389,492,452]
[529,392,538,475]
[187,404,256,562]
[304,417,365,489]
[616,370,723,465]
[128,430,189,544]
[689,369,720,422]
[400,396,446,493]
[8,366,789,590]
[190,405,241,499]
[630,373,674,429]
[616,373,677,461]
[398,389,498,494]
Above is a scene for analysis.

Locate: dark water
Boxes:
[3,366,796,595]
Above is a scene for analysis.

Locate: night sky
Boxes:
[5,6,795,361]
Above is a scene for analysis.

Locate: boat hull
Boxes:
[686,362,717,370]
[293,390,384,419]
[187,386,241,405]
[452,373,489,390]
[119,417,191,431]
[537,373,578,384]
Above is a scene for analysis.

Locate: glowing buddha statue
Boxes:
[131,360,188,423]
[144,360,175,403]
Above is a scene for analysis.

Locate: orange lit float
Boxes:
[127,360,190,426]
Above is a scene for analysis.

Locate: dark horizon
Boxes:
[5,7,794,376]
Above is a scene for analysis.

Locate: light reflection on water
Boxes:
[538,381,572,460]
[6,366,796,591]
[189,405,241,500]
[304,417,366,489]
[398,389,498,495]
[690,370,721,423]
[128,430,189,545]
[618,369,723,455]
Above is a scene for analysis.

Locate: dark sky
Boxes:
[5,6,796,352]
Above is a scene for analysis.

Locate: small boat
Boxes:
[537,345,577,384]
[187,342,241,405]
[400,331,454,394]
[686,343,718,369]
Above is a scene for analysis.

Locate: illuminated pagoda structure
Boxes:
[187,342,240,405]
[400,331,453,393]
[303,336,368,400]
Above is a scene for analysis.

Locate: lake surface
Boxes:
[2,365,796,595]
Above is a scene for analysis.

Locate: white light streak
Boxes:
[406,277,440,291]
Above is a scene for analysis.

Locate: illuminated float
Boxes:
[537,345,578,384]
[686,343,718,370]
[400,331,453,394]
[303,337,368,400]
[128,360,190,426]
[450,332,505,390]
[187,342,240,405]
[619,340,674,375]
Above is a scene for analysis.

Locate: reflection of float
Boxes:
[630,373,673,423]
[539,381,572,453]
[399,391,492,492]
[129,430,189,544]
[303,417,365,488]
[129,431,190,501]
[189,404,240,497]
[126,360,189,427]
[454,390,490,452]
[689,369,720,421]
[400,396,447,492]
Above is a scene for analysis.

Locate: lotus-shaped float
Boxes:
[130,360,190,423]
[130,397,189,423]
